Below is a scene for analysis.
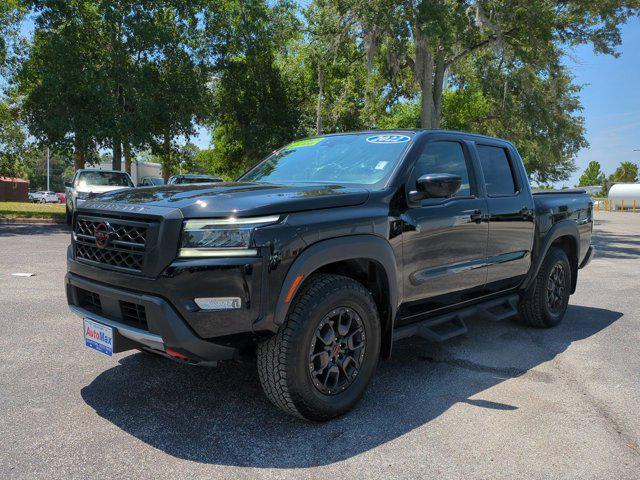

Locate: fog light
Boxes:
[194,297,242,310]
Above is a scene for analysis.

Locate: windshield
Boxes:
[77,171,133,188]
[239,133,414,187]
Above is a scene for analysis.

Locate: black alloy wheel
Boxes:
[308,307,366,395]
[546,262,567,315]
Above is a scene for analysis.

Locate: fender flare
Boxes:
[273,235,400,331]
[521,220,580,292]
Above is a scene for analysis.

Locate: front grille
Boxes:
[119,301,148,329]
[77,287,102,313]
[76,243,144,271]
[74,217,149,273]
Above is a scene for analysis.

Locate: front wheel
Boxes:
[257,274,381,421]
[518,247,572,328]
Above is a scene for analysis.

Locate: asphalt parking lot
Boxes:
[1,211,639,479]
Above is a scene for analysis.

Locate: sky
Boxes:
[561,18,640,186]
[6,13,640,187]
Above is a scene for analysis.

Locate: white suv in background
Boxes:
[65,169,134,224]
[31,191,60,203]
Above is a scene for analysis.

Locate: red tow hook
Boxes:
[165,348,189,360]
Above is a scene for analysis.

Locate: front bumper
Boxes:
[67,241,266,339]
[67,272,240,362]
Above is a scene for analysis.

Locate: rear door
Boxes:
[400,137,489,318]
[474,142,535,291]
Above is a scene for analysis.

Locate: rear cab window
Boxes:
[476,144,518,196]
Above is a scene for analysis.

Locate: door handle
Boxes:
[470,209,483,223]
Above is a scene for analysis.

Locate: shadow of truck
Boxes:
[81,304,621,468]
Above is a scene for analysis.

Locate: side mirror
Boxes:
[65,182,72,188]
[411,173,462,200]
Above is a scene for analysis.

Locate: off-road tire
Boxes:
[518,247,571,328]
[65,205,72,225]
[257,274,381,421]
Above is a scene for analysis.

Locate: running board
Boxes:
[393,294,519,343]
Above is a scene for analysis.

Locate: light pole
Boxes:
[46,146,50,191]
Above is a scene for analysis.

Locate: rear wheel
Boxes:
[518,247,571,328]
[257,274,381,421]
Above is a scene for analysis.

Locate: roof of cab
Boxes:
[306,129,515,147]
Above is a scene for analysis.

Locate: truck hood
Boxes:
[87,182,370,217]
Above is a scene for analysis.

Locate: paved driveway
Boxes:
[0,212,638,479]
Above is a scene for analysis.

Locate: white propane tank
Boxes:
[608,183,640,209]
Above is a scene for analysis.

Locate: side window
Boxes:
[413,141,472,197]
[477,145,517,195]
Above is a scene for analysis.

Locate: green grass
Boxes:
[0,202,66,220]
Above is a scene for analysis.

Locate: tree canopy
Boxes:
[578,161,606,187]
[2,0,639,184]
[610,161,639,183]
[0,0,25,70]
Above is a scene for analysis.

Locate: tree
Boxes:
[362,0,639,129]
[578,161,606,186]
[301,0,368,134]
[0,0,25,70]
[0,99,29,178]
[445,53,587,183]
[100,1,212,176]
[206,0,304,177]
[16,1,106,170]
[17,1,213,178]
[611,161,638,183]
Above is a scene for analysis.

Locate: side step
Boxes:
[476,295,519,322]
[393,294,519,343]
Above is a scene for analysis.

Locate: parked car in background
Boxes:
[167,174,223,185]
[31,191,60,203]
[138,177,164,187]
[65,169,134,224]
[57,192,66,203]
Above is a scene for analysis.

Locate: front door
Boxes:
[400,139,489,320]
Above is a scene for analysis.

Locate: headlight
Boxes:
[178,215,280,257]
[76,191,90,200]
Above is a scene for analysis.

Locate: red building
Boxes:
[0,177,29,202]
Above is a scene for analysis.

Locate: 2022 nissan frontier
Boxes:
[67,130,594,421]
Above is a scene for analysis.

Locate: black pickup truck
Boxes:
[67,130,594,421]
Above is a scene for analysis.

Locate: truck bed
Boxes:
[532,188,587,195]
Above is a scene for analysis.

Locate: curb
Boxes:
[0,217,67,225]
